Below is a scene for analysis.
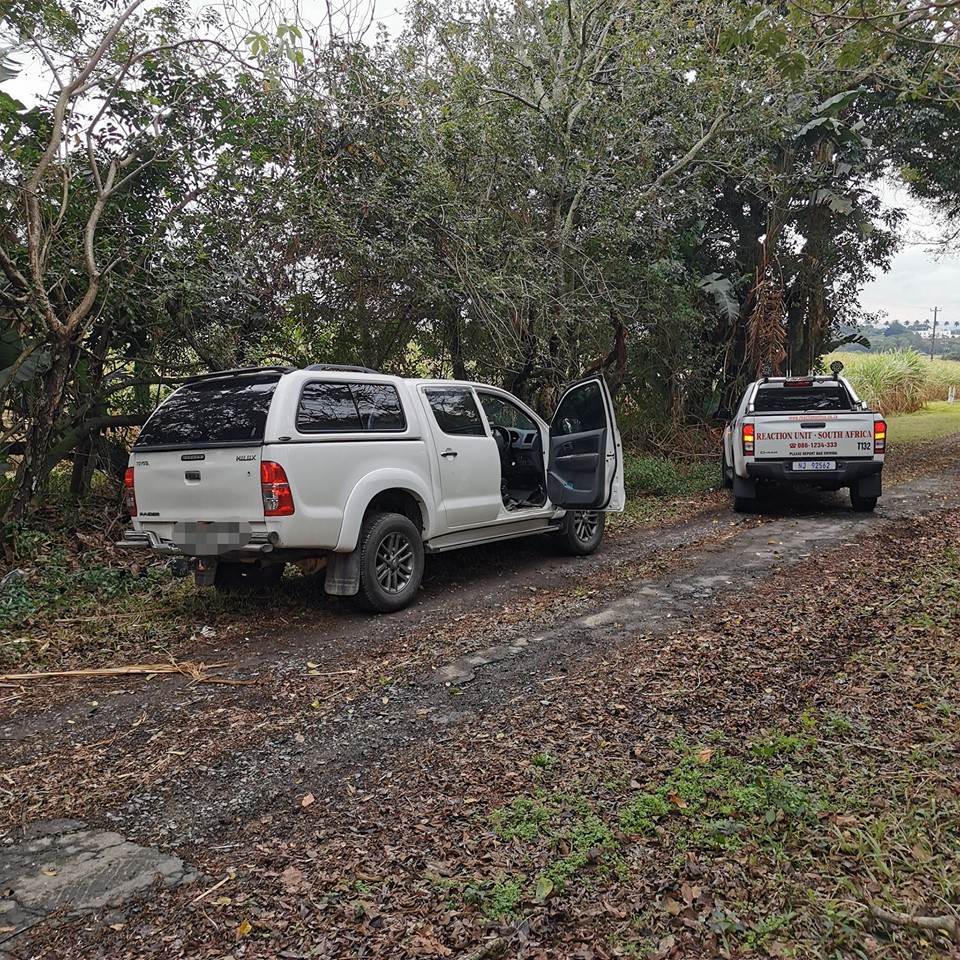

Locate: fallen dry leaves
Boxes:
[4,437,960,960]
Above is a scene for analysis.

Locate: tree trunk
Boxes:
[3,338,73,520]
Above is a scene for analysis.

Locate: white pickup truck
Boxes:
[118,365,624,612]
[721,362,886,513]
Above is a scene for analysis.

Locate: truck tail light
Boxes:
[261,461,295,516]
[742,423,755,455]
[874,419,886,453]
[124,467,137,517]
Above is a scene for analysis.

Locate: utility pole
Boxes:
[930,306,940,360]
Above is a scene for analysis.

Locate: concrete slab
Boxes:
[0,820,199,943]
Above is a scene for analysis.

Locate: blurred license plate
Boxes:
[793,461,835,471]
[172,521,249,554]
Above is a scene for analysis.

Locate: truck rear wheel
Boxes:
[850,490,878,512]
[213,560,285,592]
[354,512,424,613]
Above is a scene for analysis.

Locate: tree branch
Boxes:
[481,85,544,112]
[0,243,29,291]
[27,0,149,193]
[43,414,149,469]
[639,111,728,199]
[868,902,959,943]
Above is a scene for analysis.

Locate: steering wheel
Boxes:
[490,425,511,459]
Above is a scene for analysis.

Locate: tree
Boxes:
[0,0,257,517]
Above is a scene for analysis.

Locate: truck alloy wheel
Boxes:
[559,510,605,556]
[355,512,425,613]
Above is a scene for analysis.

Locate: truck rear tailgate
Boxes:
[128,372,282,539]
[753,415,876,460]
[131,447,264,521]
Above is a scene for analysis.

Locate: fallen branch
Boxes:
[869,902,959,943]
[461,936,507,960]
[0,659,254,686]
[191,872,234,905]
[819,738,913,756]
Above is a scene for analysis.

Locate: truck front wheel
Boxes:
[354,512,424,613]
[557,510,605,556]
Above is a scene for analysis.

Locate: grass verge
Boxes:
[887,400,960,445]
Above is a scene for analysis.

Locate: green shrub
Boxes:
[624,455,681,495]
[623,453,718,497]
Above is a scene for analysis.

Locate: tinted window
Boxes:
[553,380,606,436]
[351,383,405,430]
[425,387,486,436]
[135,378,278,449]
[296,381,406,433]
[297,383,361,431]
[753,386,850,412]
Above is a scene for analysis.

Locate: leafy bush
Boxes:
[624,453,717,497]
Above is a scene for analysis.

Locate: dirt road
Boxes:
[3,443,960,959]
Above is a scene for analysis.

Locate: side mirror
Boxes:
[715,408,733,421]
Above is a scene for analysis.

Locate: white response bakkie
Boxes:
[117,364,624,613]
[721,361,886,513]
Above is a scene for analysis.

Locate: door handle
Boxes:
[441,449,458,459]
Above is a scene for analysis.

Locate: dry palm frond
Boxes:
[0,658,253,685]
[746,267,787,377]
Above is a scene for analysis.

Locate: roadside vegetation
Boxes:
[828,351,960,413]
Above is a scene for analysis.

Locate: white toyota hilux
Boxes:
[721,362,886,513]
[118,365,624,612]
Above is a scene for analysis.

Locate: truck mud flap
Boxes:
[325,549,361,596]
[855,473,882,498]
[733,475,757,499]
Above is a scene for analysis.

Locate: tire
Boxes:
[732,495,753,513]
[558,510,605,556]
[213,560,284,592]
[850,491,878,512]
[353,512,424,613]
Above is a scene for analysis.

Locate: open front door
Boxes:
[547,377,624,511]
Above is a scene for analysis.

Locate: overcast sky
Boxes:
[858,181,960,328]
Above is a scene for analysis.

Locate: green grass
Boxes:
[0,520,326,671]
[618,739,818,845]
[886,400,960,445]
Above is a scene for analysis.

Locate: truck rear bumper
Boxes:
[746,460,882,491]
[116,528,277,556]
